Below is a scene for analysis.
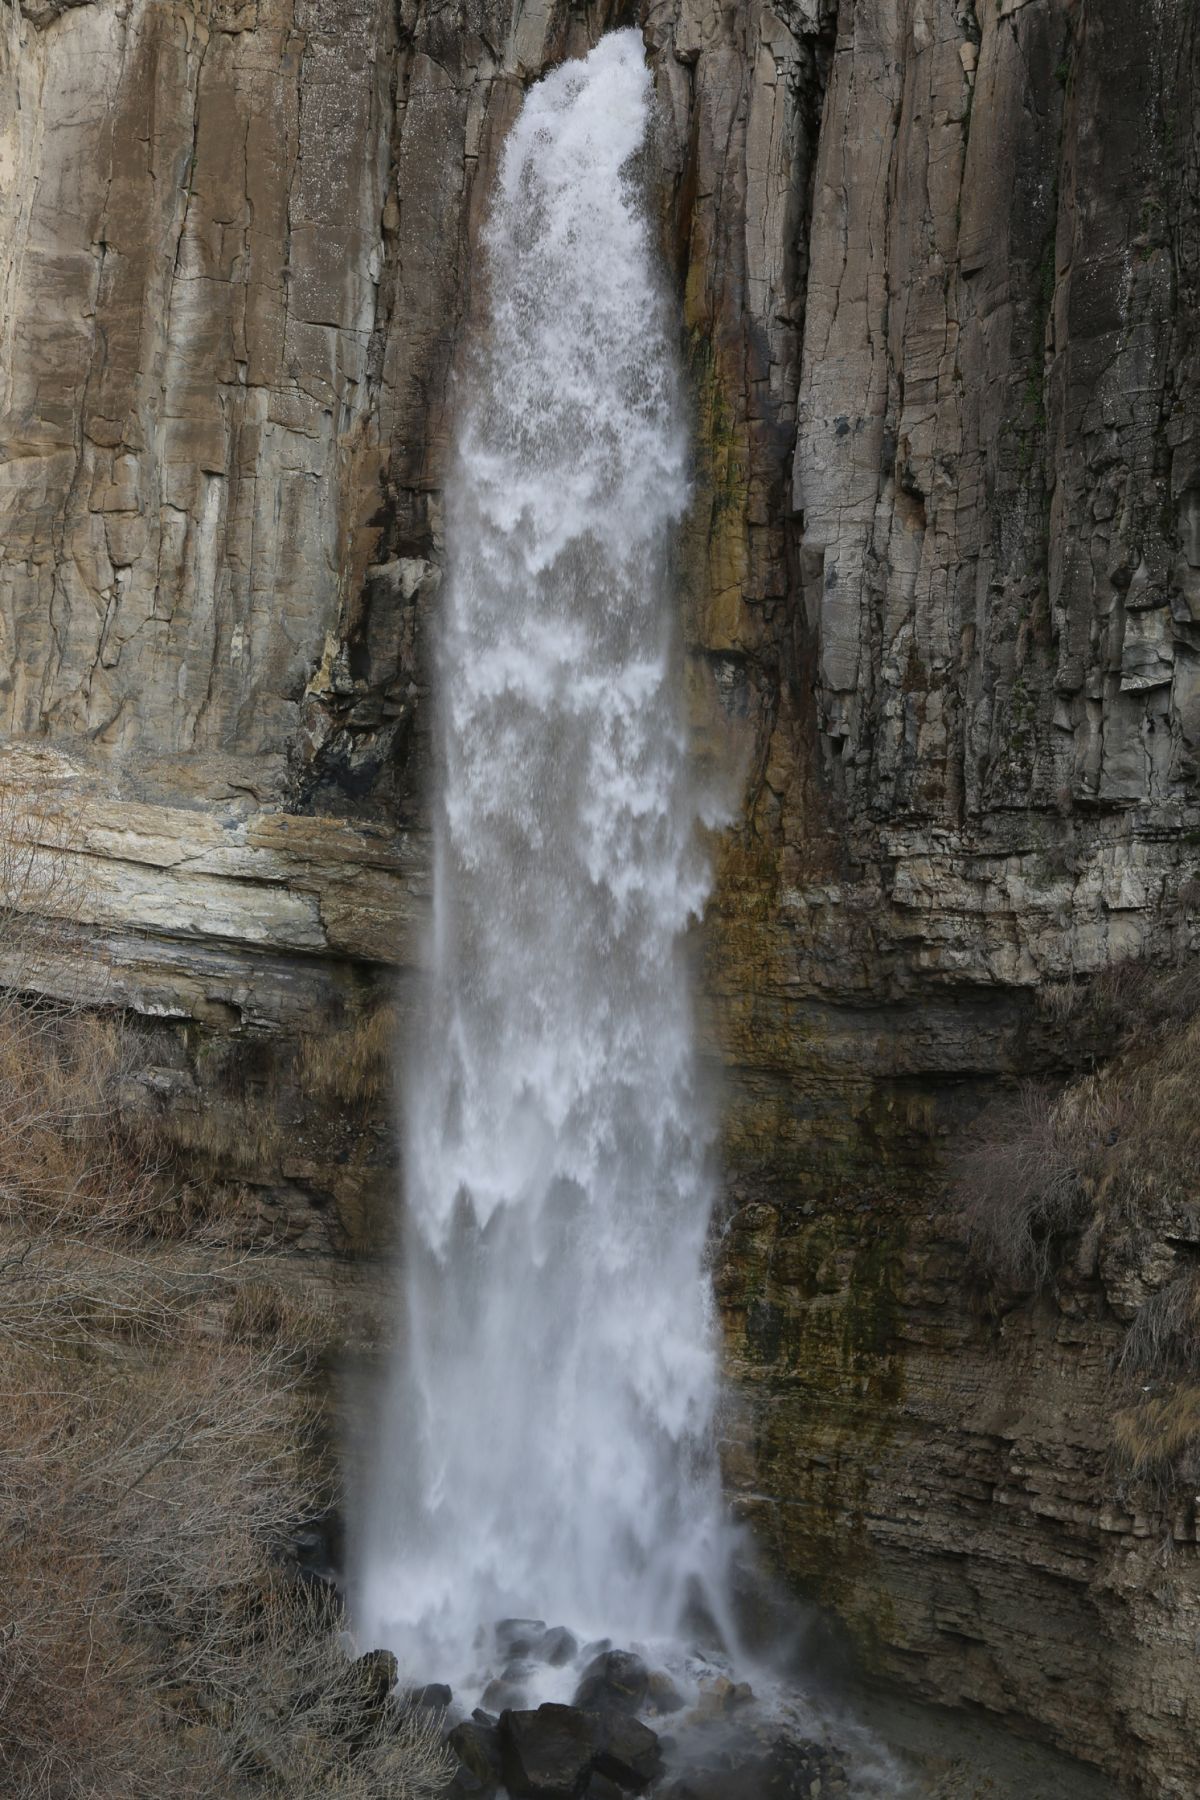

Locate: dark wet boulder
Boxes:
[537,1624,579,1667]
[585,1777,626,1800]
[645,1670,685,1715]
[312,1647,400,1748]
[497,1617,547,1658]
[572,1650,648,1715]
[349,1648,397,1706]
[409,1681,452,1709]
[447,1716,504,1788]
[500,1703,597,1799]
[446,1769,494,1800]
[590,1711,662,1792]
[481,1672,529,1713]
[286,1509,343,1591]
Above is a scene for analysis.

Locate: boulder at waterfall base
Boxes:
[494,1701,663,1798]
[573,1649,649,1714]
[447,1716,504,1787]
[591,1710,663,1790]
[499,1704,596,1798]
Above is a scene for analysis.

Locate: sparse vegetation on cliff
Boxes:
[0,799,448,1799]
[957,958,1200,1500]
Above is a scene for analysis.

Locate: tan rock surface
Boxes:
[2,0,1199,1792]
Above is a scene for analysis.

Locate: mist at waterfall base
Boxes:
[352,31,740,1706]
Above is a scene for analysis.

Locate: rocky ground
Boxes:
[343,1625,1124,1800]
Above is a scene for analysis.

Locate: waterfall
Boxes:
[354,29,732,1698]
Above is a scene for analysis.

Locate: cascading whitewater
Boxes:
[354,30,732,1694]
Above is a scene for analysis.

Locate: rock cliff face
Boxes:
[2,0,1199,1793]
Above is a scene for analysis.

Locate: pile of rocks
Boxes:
[349,1630,854,1799]
[447,1699,662,1798]
[447,1646,666,1798]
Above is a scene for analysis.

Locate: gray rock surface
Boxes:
[2,1,1198,1794]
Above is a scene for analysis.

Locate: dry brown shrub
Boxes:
[1037,955,1200,1056]
[0,781,444,1798]
[0,1003,169,1234]
[959,988,1200,1289]
[202,1588,454,1799]
[964,956,1200,1494]
[957,1084,1091,1287]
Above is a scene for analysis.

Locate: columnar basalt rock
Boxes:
[1,0,1198,1793]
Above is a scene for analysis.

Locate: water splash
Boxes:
[353,29,732,1697]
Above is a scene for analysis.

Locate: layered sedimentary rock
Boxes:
[2,0,1199,1793]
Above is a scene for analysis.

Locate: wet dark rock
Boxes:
[481,1673,528,1713]
[446,1770,494,1800]
[585,1777,625,1800]
[410,1680,452,1709]
[312,1647,399,1749]
[500,1703,596,1799]
[645,1671,685,1715]
[591,1711,662,1792]
[447,1716,504,1788]
[572,1650,648,1715]
[497,1617,547,1658]
[287,1510,343,1592]
[473,1706,499,1728]
[537,1624,579,1666]
[349,1648,397,1706]
[691,1676,735,1721]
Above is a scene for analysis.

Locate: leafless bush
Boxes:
[1037,954,1200,1056]
[0,1003,170,1234]
[959,1002,1200,1288]
[963,956,1200,1494]
[202,1589,454,1799]
[956,1084,1092,1287]
[0,1286,451,1795]
[0,780,442,1798]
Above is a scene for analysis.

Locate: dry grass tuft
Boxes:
[0,1002,169,1234]
[153,1095,290,1182]
[1112,1385,1200,1487]
[957,1083,1094,1288]
[962,955,1200,1496]
[1037,956,1200,1054]
[959,972,1200,1290]
[1118,1270,1200,1386]
[299,1008,396,1112]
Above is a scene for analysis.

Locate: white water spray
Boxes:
[355,30,732,1697]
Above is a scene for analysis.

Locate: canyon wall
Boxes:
[2,0,1199,1792]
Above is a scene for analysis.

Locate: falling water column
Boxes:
[355,28,731,1698]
